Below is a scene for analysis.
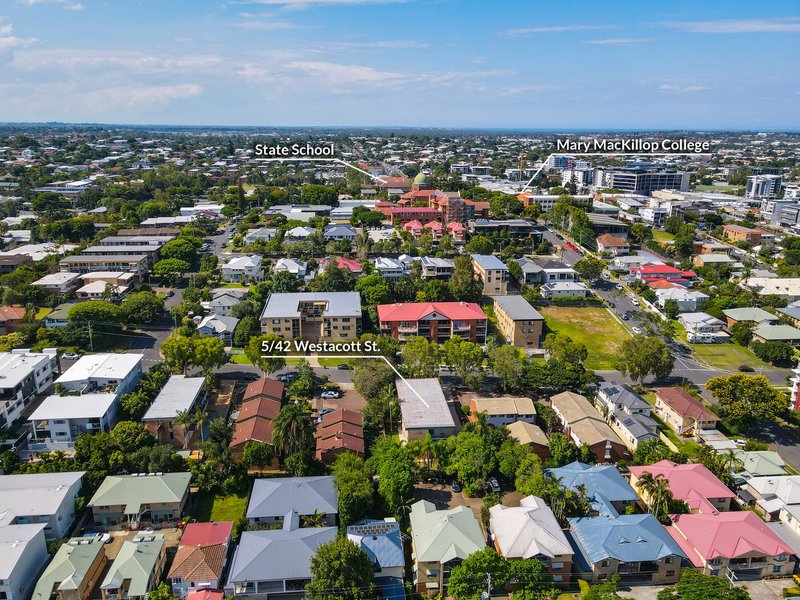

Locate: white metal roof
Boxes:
[55,354,141,385]
[142,375,205,421]
[29,393,118,420]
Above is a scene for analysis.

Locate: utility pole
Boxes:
[88,322,94,352]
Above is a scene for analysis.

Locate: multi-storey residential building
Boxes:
[30,272,82,295]
[596,383,658,451]
[639,206,668,227]
[142,375,206,449]
[260,292,362,341]
[247,477,338,528]
[746,174,782,199]
[32,537,107,600]
[0,524,49,600]
[630,461,736,514]
[100,534,167,600]
[0,472,85,540]
[0,349,58,429]
[723,224,763,245]
[397,378,458,443]
[377,301,488,343]
[516,193,593,212]
[470,397,536,427]
[79,245,161,268]
[221,255,264,283]
[58,254,150,281]
[653,387,719,437]
[88,473,192,529]
[492,295,544,348]
[549,392,627,462]
[409,500,484,594]
[490,496,573,584]
[470,254,508,295]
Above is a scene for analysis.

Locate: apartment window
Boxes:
[53,420,66,424]
[773,566,782,573]
[601,560,609,567]
[666,570,675,577]
[665,556,674,564]
[272,319,281,325]
[342,326,351,331]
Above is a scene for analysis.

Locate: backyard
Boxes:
[540,306,629,370]
[193,490,248,522]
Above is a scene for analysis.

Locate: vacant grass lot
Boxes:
[652,230,675,243]
[540,306,628,370]
[193,490,248,522]
[690,342,770,371]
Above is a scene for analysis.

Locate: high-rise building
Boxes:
[594,167,689,195]
[746,174,782,199]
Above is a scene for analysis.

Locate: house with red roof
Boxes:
[424,221,443,238]
[315,409,365,465]
[653,387,719,438]
[667,511,795,577]
[388,207,441,225]
[629,460,736,515]
[403,220,424,237]
[229,378,284,467]
[186,591,223,600]
[377,302,488,344]
[631,264,696,287]
[596,234,630,256]
[447,221,466,242]
[169,522,233,598]
[318,257,363,274]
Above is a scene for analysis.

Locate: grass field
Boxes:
[652,230,675,243]
[695,184,744,194]
[318,357,349,367]
[540,306,628,370]
[690,342,771,371]
[35,307,52,320]
[193,491,248,522]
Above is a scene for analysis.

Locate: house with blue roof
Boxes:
[347,518,405,600]
[545,462,641,517]
[567,514,686,584]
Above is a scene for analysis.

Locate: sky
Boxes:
[0,0,798,129]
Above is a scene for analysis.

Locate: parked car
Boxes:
[451,481,462,493]
[337,363,350,370]
[630,298,640,306]
[319,408,335,416]
[320,390,341,399]
[738,365,754,372]
[487,477,501,493]
[84,532,111,544]
[616,284,624,290]
[632,326,642,334]
[278,372,299,382]
[609,302,616,309]
[62,352,81,360]
[621,313,630,321]
[164,290,174,298]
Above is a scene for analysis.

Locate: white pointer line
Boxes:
[519,151,713,193]
[261,355,429,408]
[255,157,389,185]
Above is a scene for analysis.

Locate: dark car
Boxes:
[278,372,299,382]
[621,313,630,320]
[451,481,462,493]
[738,365,755,372]
[609,302,616,309]
[487,477,501,493]
[337,363,350,370]
[319,408,335,416]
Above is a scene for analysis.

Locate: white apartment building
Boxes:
[0,350,58,429]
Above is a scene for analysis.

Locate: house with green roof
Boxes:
[722,307,778,329]
[88,473,191,529]
[751,323,800,346]
[101,534,166,600]
[408,500,485,594]
[734,450,787,481]
[32,537,107,600]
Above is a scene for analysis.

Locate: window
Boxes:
[773,565,782,573]
[601,560,609,567]
[665,556,674,564]
[666,570,675,577]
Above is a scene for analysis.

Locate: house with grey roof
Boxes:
[247,476,338,527]
[323,223,357,241]
[100,534,166,600]
[396,378,458,443]
[596,383,658,451]
[489,496,573,584]
[273,258,308,279]
[0,471,85,540]
[243,227,278,245]
[752,323,800,346]
[0,524,49,600]
[722,307,778,329]
[142,375,206,449]
[678,312,729,343]
[200,292,242,317]
[32,536,107,600]
[545,462,641,518]
[225,521,336,597]
[409,500,484,594]
[470,254,509,295]
[567,514,685,584]
[197,315,239,345]
[88,473,191,530]
[347,518,404,579]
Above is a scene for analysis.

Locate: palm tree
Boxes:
[636,471,673,523]
[718,449,744,485]
[193,406,209,442]
[300,510,325,528]
[271,400,314,457]
[174,409,193,450]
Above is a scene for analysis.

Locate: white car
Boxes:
[320,390,341,399]
[632,326,642,334]
[630,298,640,306]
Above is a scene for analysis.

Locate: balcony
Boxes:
[398,325,418,333]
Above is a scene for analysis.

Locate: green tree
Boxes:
[241,441,274,470]
[442,429,497,494]
[449,255,482,303]
[447,548,510,600]
[174,409,194,450]
[730,321,754,346]
[617,334,674,385]
[306,537,375,600]
[547,432,580,467]
[628,222,653,245]
[148,582,179,600]
[331,453,373,527]
[153,258,191,285]
[161,238,199,263]
[489,345,527,392]
[352,359,395,400]
[707,373,787,430]
[301,184,338,206]
[161,335,196,374]
[401,336,440,377]
[464,235,495,255]
[752,340,795,365]
[354,274,391,305]
[573,256,605,281]
[270,270,301,293]
[441,337,485,388]
[662,299,680,320]
[245,334,287,374]
[657,569,751,600]
[193,336,228,378]
[543,333,588,366]
[366,437,414,517]
[272,400,315,471]
[68,301,122,325]
[509,558,555,599]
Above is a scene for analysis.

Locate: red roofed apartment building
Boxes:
[229,378,284,467]
[723,224,763,246]
[168,521,233,597]
[631,265,697,288]
[377,302,488,343]
[315,409,365,465]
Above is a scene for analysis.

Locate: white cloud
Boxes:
[502,24,612,36]
[238,0,410,6]
[231,20,304,30]
[499,84,557,96]
[12,49,223,74]
[659,83,707,93]
[584,38,652,46]
[666,17,800,33]
[16,0,85,10]
[0,21,37,50]
[93,83,202,108]
[319,39,429,49]
[283,60,404,83]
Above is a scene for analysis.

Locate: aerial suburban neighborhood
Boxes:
[0,1,798,599]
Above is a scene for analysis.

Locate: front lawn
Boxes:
[193,490,248,522]
[540,306,629,370]
[690,342,771,371]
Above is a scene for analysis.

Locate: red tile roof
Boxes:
[596,234,629,247]
[377,301,487,322]
[230,416,272,447]
[647,279,683,290]
[320,257,362,272]
[238,397,282,421]
[180,522,233,547]
[187,591,223,600]
[655,387,718,423]
[629,460,735,513]
[242,378,284,403]
[168,544,227,583]
[0,306,26,323]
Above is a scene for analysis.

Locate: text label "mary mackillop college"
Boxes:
[556,138,711,154]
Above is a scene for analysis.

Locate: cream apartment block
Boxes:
[260,292,362,342]
[492,295,544,348]
[59,254,150,281]
[470,254,508,295]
